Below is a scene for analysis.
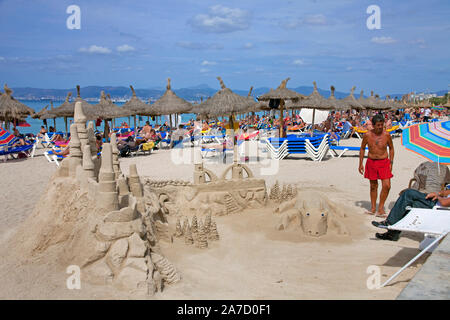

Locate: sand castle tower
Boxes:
[184,225,194,245]
[195,224,208,249]
[9,97,181,296]
[204,213,212,234]
[74,101,88,151]
[68,124,83,177]
[208,220,220,241]
[191,215,198,234]
[110,133,121,179]
[97,144,119,212]
[174,218,183,238]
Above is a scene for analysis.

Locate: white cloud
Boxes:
[79,45,112,54]
[280,14,329,29]
[293,59,305,66]
[243,42,254,49]
[190,5,250,33]
[200,68,210,73]
[0,56,5,61]
[303,14,327,25]
[371,36,397,44]
[116,44,135,52]
[201,60,216,66]
[410,39,426,48]
[176,41,223,50]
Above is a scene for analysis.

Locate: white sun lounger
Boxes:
[381,207,450,287]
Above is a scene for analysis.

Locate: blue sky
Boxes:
[0,0,449,94]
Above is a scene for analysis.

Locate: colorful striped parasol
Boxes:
[401,120,450,165]
[0,127,18,146]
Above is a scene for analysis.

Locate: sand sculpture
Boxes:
[10,101,180,296]
[144,151,267,217]
[269,181,297,204]
[172,214,220,248]
[274,190,349,237]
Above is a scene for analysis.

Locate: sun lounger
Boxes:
[44,149,65,166]
[305,135,329,162]
[380,207,450,287]
[329,145,367,158]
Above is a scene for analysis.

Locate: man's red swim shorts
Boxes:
[364,158,393,180]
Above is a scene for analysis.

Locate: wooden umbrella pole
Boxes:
[280,99,286,138]
[53,118,56,130]
[134,115,136,130]
[311,108,316,137]
[64,117,68,136]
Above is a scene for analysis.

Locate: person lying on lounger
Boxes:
[372,188,450,241]
[53,145,70,157]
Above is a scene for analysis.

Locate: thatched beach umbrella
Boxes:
[358,90,385,111]
[288,82,335,130]
[151,78,192,128]
[122,85,159,128]
[94,91,133,136]
[40,101,58,129]
[51,86,98,133]
[32,105,48,120]
[191,77,257,120]
[339,86,364,111]
[0,84,35,129]
[257,78,304,137]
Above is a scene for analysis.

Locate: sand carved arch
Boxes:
[203,168,219,182]
[220,163,254,180]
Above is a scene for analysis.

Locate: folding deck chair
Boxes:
[380,207,450,287]
[329,145,368,158]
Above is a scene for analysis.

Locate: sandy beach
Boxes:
[0,136,431,299]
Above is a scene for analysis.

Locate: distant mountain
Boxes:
[10,85,447,102]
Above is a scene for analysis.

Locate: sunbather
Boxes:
[372,188,450,241]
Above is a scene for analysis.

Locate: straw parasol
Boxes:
[122,85,159,128]
[257,78,305,137]
[32,105,48,119]
[94,91,132,119]
[50,86,99,133]
[358,90,386,111]
[191,77,257,119]
[151,78,192,128]
[0,84,35,129]
[338,86,364,111]
[40,101,58,129]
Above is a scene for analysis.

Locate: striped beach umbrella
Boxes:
[0,127,17,146]
[402,121,450,165]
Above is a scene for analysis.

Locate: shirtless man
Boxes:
[359,114,394,217]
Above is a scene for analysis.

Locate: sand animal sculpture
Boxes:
[10,101,180,296]
[274,190,349,237]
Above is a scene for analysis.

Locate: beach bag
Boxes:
[119,145,131,157]
[141,141,154,151]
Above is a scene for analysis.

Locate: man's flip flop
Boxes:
[365,211,376,215]
[375,213,388,218]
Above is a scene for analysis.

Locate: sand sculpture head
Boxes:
[300,200,328,237]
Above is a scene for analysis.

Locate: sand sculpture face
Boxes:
[300,201,328,237]
[275,190,349,237]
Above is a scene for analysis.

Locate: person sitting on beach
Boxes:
[202,121,210,132]
[372,188,450,241]
[169,124,189,148]
[53,145,70,157]
[359,114,394,217]
[37,126,47,139]
[160,122,170,132]
[148,129,162,144]
[12,128,26,146]
[140,121,152,136]
[95,134,103,153]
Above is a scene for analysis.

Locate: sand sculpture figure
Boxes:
[191,215,198,234]
[9,101,180,296]
[274,190,349,237]
[143,151,267,218]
